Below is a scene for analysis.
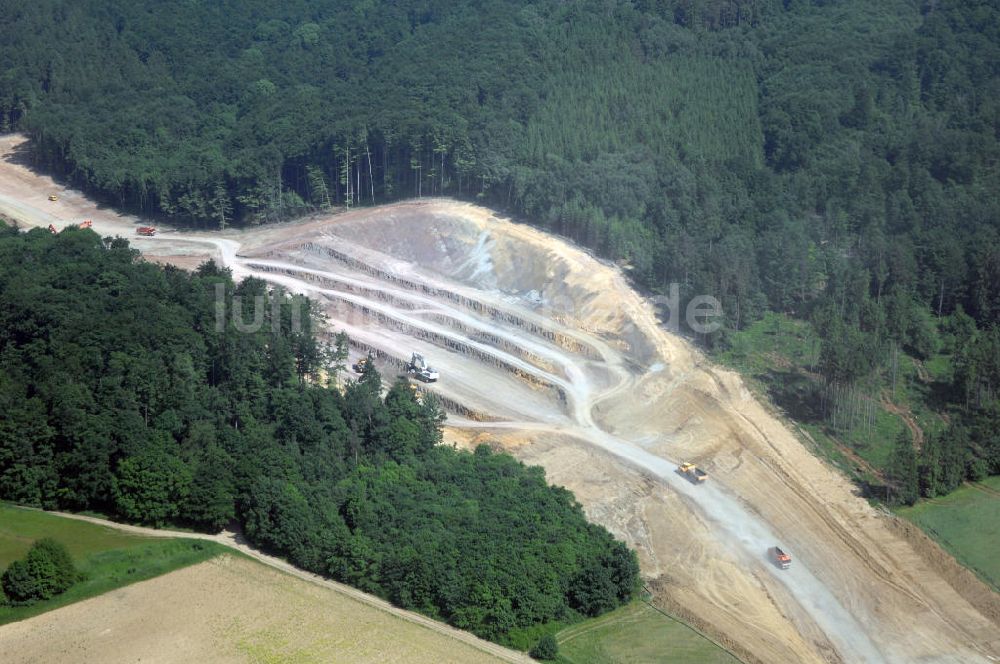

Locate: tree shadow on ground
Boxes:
[763,368,824,424]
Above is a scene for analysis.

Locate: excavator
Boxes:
[408,353,439,382]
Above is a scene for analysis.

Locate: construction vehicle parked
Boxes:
[408,353,439,382]
[352,355,370,373]
[769,546,792,569]
[136,226,157,236]
[48,194,58,202]
[679,462,708,483]
[47,224,58,234]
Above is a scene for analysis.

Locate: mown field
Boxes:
[0,504,227,624]
[895,477,1000,591]
[554,602,740,664]
[0,553,509,664]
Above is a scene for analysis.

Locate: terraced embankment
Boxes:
[2,133,999,663]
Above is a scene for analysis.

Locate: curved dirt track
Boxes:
[2,134,999,663]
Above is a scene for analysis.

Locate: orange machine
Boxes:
[769,546,792,569]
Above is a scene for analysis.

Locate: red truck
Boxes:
[769,546,792,569]
[136,226,157,236]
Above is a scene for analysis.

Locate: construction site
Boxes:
[2,133,999,663]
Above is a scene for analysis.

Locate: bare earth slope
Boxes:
[2,134,998,663]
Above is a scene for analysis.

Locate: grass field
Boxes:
[0,504,227,624]
[717,314,1000,592]
[554,602,740,664]
[0,555,507,664]
[895,477,1000,591]
[713,313,958,480]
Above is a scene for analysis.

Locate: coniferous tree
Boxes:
[886,431,919,506]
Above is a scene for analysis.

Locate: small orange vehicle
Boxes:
[769,546,792,570]
[136,226,157,236]
[79,220,93,229]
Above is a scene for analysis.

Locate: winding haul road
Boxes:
[3,132,998,663]
[114,221,891,663]
[212,230,888,664]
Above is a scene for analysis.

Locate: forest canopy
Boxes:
[0,1,998,494]
[0,227,639,642]
[0,0,996,333]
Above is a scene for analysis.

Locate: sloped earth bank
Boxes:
[2,134,998,663]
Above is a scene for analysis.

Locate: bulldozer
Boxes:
[408,382,423,404]
[408,353,439,382]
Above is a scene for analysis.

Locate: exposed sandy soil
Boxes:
[0,555,506,664]
[2,133,999,663]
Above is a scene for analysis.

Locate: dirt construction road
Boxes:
[2,134,999,663]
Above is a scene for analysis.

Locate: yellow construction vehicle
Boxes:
[679,462,708,483]
[352,355,370,373]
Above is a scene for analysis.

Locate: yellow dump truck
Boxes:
[679,462,708,483]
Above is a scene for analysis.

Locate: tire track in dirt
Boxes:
[880,390,925,449]
[968,482,1000,498]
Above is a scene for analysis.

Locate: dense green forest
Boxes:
[0,0,997,497]
[0,227,639,642]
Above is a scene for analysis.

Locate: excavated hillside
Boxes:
[2,134,998,663]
